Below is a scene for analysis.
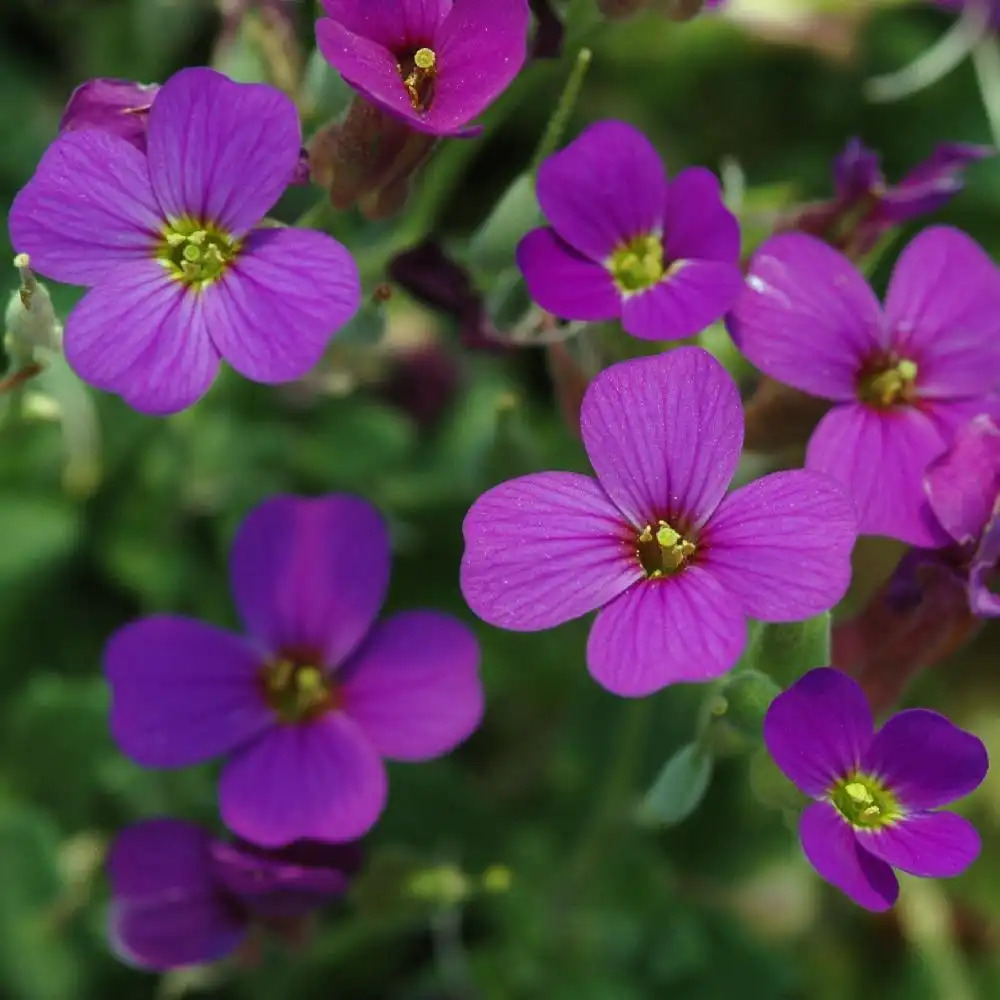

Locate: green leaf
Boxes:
[636,743,713,828]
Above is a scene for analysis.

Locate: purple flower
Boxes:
[106,494,484,846]
[108,818,361,970]
[9,67,360,415]
[934,0,1000,27]
[728,226,1000,546]
[765,668,988,911]
[517,121,743,342]
[460,347,856,696]
[315,0,530,136]
[59,78,160,151]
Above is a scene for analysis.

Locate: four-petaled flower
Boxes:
[765,667,988,911]
[105,494,484,846]
[728,226,1000,546]
[315,0,530,136]
[108,818,362,970]
[9,66,361,415]
[460,347,856,696]
[517,121,743,342]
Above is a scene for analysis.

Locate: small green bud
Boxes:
[5,255,61,366]
[713,669,782,743]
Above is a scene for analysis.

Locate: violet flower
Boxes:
[106,494,484,846]
[517,121,743,342]
[315,0,530,136]
[59,78,160,151]
[765,668,987,911]
[935,0,1000,27]
[461,347,856,697]
[9,67,359,415]
[728,226,1000,547]
[108,818,361,970]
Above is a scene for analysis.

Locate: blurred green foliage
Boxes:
[1,0,1000,998]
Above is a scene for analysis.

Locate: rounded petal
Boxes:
[536,120,668,260]
[862,709,988,810]
[147,67,301,236]
[8,130,160,286]
[799,801,899,912]
[516,228,622,322]
[460,472,641,632]
[858,812,981,878]
[207,228,361,383]
[700,470,856,621]
[885,227,1000,399]
[662,167,741,263]
[219,714,388,847]
[105,616,273,768]
[728,234,886,401]
[108,819,245,971]
[763,668,873,797]
[580,347,743,530]
[806,402,952,547]
[229,494,389,666]
[620,260,744,341]
[342,611,483,760]
[586,568,748,696]
[320,0,451,48]
[63,260,221,415]
[429,0,530,132]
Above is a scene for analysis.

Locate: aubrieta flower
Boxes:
[9,67,360,415]
[109,818,362,970]
[728,226,1000,546]
[765,668,988,911]
[106,494,483,846]
[461,347,856,696]
[517,121,743,342]
[59,78,160,151]
[315,0,530,136]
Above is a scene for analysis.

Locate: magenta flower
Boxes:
[729,226,1000,546]
[106,494,483,846]
[59,78,160,151]
[461,347,856,696]
[109,818,361,970]
[517,121,743,342]
[9,67,360,415]
[315,0,530,136]
[934,0,1000,27]
[765,668,987,911]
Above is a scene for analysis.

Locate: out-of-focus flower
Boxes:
[59,78,160,151]
[934,0,1000,29]
[461,347,855,697]
[106,494,483,847]
[765,668,987,911]
[315,0,530,136]
[728,226,1000,546]
[108,818,361,970]
[517,121,742,342]
[10,67,359,414]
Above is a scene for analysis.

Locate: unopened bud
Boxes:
[60,78,159,151]
[5,254,61,367]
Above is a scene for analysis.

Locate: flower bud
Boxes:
[5,254,60,367]
[60,78,159,151]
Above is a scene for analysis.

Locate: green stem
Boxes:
[530,47,593,173]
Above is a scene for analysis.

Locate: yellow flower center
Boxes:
[829,772,902,830]
[400,47,438,111]
[858,355,919,408]
[608,234,665,294]
[158,218,239,290]
[636,521,696,579]
[261,658,340,724]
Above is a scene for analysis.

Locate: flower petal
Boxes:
[8,130,160,286]
[147,67,301,236]
[858,812,981,878]
[763,668,873,797]
[320,0,451,48]
[229,494,389,666]
[663,167,741,263]
[219,714,387,847]
[728,234,886,401]
[885,226,1000,399]
[799,801,898,912]
[207,228,361,383]
[587,568,747,696]
[700,470,856,621]
[516,228,622,322]
[108,819,245,972]
[460,472,641,631]
[580,347,743,530]
[536,120,668,260]
[620,260,744,341]
[342,611,483,760]
[861,709,988,810]
[807,402,952,547]
[63,260,221,415]
[970,514,1000,617]
[105,616,272,768]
